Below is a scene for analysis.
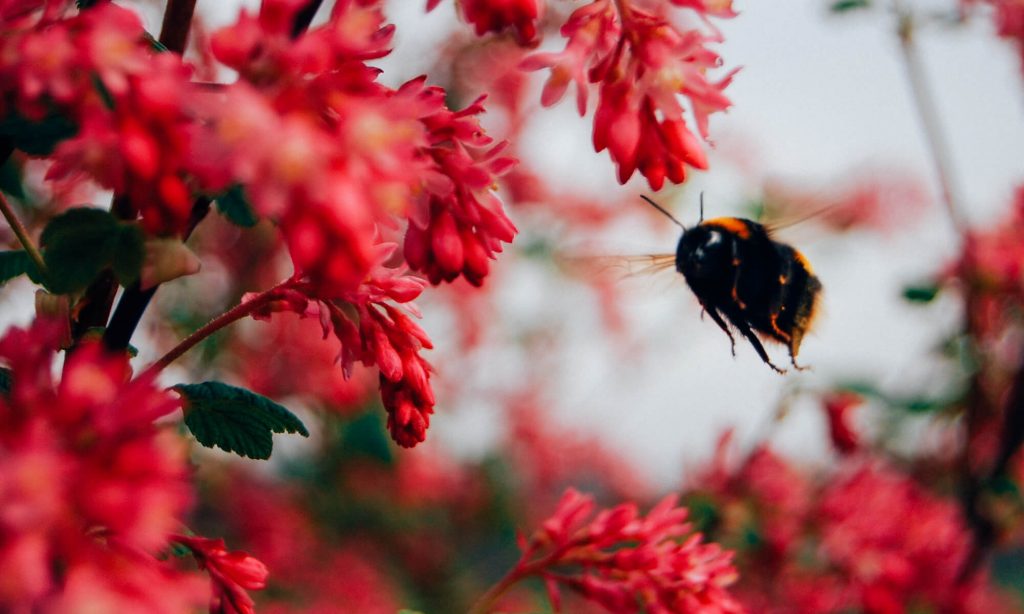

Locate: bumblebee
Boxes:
[642,195,822,374]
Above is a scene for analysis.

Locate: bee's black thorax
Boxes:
[674,217,822,373]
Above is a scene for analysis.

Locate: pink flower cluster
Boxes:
[696,441,1018,613]
[523,0,736,189]
[172,535,269,614]
[433,0,544,46]
[1,3,201,234]
[250,247,436,447]
[512,488,742,613]
[194,0,517,295]
[0,319,201,611]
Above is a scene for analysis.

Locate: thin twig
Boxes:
[0,192,46,275]
[158,0,198,54]
[894,2,969,235]
[139,278,295,379]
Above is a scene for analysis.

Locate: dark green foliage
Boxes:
[830,0,871,12]
[840,381,956,414]
[0,156,26,200]
[0,250,42,285]
[39,207,144,294]
[0,367,11,395]
[176,381,309,460]
[903,283,941,304]
[0,112,78,156]
[214,185,260,228]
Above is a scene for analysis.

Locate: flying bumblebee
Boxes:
[641,195,823,374]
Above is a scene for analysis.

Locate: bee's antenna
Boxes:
[699,191,705,224]
[640,195,686,230]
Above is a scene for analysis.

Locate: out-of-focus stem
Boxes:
[102,198,211,351]
[292,0,324,38]
[468,541,577,614]
[894,4,969,236]
[0,192,46,275]
[468,557,546,614]
[139,278,294,379]
[159,0,198,54]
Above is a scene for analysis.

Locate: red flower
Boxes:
[523,0,735,189]
[247,247,437,447]
[451,0,544,46]
[498,488,743,613]
[172,535,268,614]
[0,319,201,611]
[823,392,862,455]
[406,88,518,286]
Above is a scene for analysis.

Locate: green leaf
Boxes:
[39,207,144,294]
[214,185,259,228]
[0,156,26,200]
[111,224,144,286]
[903,284,940,304]
[0,367,11,396]
[830,0,871,12]
[0,111,78,156]
[176,381,309,460]
[0,250,33,285]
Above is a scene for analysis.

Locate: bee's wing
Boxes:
[555,252,677,279]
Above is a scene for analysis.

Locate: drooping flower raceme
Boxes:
[522,0,736,190]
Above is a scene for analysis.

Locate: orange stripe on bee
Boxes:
[793,249,815,275]
[703,217,751,239]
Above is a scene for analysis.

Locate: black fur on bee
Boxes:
[643,196,822,374]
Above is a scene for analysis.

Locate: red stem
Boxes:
[138,277,296,380]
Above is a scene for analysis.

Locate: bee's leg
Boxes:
[788,330,810,371]
[704,306,737,356]
[733,319,787,374]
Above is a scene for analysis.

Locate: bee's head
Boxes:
[676,225,731,281]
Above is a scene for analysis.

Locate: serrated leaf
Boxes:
[0,367,11,395]
[215,185,259,228]
[0,156,26,200]
[903,284,940,304]
[830,0,870,12]
[176,382,309,460]
[0,111,78,156]
[39,207,143,294]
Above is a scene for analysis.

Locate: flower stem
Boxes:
[894,3,968,236]
[468,542,575,614]
[158,0,198,54]
[468,564,531,614]
[139,278,295,379]
[0,192,47,276]
[102,197,210,350]
[292,0,324,38]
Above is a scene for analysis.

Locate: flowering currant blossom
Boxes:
[183,0,514,445]
[0,319,204,612]
[429,0,544,46]
[502,488,743,613]
[1,4,204,234]
[523,0,736,189]
[249,244,435,447]
[172,535,269,614]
